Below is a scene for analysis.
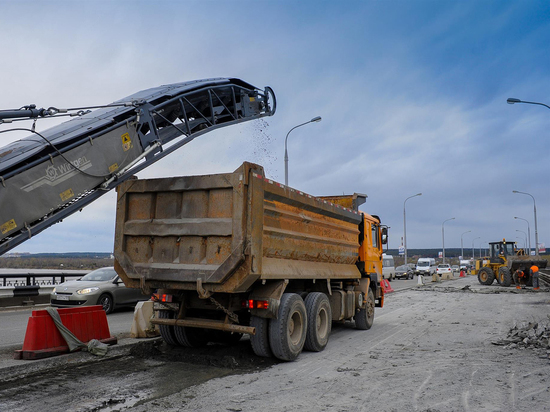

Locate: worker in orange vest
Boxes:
[514,269,527,289]
[530,265,540,291]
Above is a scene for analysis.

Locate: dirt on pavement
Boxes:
[1,275,549,412]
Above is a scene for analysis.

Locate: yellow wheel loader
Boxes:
[476,239,547,287]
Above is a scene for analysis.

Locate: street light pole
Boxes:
[516,236,527,252]
[284,116,322,186]
[513,190,539,255]
[472,237,480,259]
[507,98,550,110]
[516,229,531,255]
[508,99,547,255]
[461,230,471,260]
[442,217,455,264]
[403,193,422,265]
[514,217,531,255]
[480,241,488,259]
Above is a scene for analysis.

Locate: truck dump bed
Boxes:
[114,162,364,294]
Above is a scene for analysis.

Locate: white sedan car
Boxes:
[436,264,452,277]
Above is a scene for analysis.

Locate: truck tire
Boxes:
[355,288,375,330]
[250,316,272,358]
[269,293,307,361]
[158,310,178,346]
[499,267,512,287]
[304,292,331,352]
[477,267,495,285]
[174,325,208,347]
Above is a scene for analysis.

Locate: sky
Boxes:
[1,0,549,255]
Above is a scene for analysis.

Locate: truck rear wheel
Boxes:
[477,267,495,285]
[499,267,512,287]
[250,316,272,357]
[158,310,178,346]
[174,325,208,347]
[304,292,331,352]
[269,293,307,361]
[355,288,375,330]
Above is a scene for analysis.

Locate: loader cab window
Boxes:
[490,243,514,258]
[371,224,379,249]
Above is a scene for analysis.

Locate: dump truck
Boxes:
[0,78,275,255]
[476,239,547,286]
[114,162,386,361]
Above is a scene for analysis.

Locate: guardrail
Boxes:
[0,270,88,287]
[0,270,89,307]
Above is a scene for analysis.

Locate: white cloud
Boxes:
[2,1,550,254]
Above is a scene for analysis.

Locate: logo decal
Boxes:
[21,156,92,192]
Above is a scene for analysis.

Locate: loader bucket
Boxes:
[507,256,548,272]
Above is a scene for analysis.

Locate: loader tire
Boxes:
[304,292,332,352]
[269,293,307,361]
[158,310,178,346]
[499,267,512,287]
[477,267,495,285]
[250,316,272,358]
[355,288,375,330]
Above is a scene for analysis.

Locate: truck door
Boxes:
[358,216,383,278]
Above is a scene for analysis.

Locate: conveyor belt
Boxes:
[0,78,275,254]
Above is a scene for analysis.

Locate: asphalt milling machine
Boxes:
[0,78,276,255]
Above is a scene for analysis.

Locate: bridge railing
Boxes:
[0,271,88,287]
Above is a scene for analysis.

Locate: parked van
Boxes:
[382,254,396,281]
[415,258,437,276]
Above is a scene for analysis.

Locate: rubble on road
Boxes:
[416,284,549,294]
[492,316,550,359]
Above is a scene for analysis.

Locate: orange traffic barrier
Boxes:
[380,279,394,293]
[14,305,117,360]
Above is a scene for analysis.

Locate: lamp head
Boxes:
[310,116,322,123]
[507,98,521,104]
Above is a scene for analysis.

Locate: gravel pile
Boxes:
[492,316,550,359]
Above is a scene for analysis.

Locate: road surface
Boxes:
[1,275,548,412]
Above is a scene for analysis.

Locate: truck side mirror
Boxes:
[381,227,388,245]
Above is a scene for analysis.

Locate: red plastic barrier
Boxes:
[14,305,117,360]
[380,279,394,293]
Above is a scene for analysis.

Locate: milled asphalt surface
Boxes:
[0,273,542,374]
[1,273,548,412]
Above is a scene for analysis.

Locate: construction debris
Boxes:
[492,316,550,360]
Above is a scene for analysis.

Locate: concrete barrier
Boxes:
[0,286,53,308]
